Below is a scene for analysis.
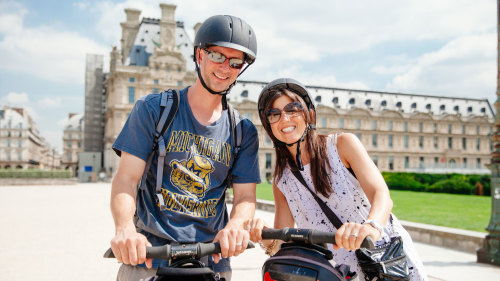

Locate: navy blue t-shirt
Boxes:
[112,87,261,270]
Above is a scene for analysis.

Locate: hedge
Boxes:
[0,169,72,179]
[381,172,490,196]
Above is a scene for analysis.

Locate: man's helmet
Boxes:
[193,15,257,103]
[194,15,257,65]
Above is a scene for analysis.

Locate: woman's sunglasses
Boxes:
[266,102,304,124]
[202,48,245,69]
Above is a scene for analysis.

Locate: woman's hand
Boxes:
[245,217,271,243]
[334,222,382,251]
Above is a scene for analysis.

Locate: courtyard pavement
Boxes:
[1,182,499,281]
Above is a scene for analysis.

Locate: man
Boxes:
[110,15,259,281]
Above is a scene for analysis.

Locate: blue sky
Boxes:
[0,0,497,151]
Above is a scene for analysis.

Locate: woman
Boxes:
[247,78,427,280]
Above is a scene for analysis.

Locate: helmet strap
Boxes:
[284,124,312,171]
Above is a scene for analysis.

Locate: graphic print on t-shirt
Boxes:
[170,154,214,199]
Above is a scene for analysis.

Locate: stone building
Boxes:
[61,113,84,177]
[103,3,196,175]
[0,106,58,169]
[228,82,494,182]
[100,4,494,181]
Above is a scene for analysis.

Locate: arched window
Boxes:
[381,100,387,107]
[349,98,355,105]
[241,90,248,98]
[365,99,371,106]
[396,101,402,108]
[426,104,431,110]
[332,97,339,104]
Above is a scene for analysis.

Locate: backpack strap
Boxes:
[225,103,244,188]
[138,89,180,209]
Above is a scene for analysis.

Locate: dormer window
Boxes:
[241,90,248,98]
[315,96,322,102]
[481,107,486,113]
[365,99,371,106]
[440,105,445,111]
[411,103,417,109]
[332,97,339,104]
[349,98,355,105]
[396,101,402,108]
[467,106,473,113]
[454,105,459,112]
[426,104,431,110]
[381,100,387,107]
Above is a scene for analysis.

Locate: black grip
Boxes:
[361,236,375,249]
[198,242,221,258]
[308,229,335,244]
[261,227,289,240]
[147,245,170,259]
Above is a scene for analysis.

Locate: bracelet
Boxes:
[259,240,277,256]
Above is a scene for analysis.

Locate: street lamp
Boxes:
[477,0,500,265]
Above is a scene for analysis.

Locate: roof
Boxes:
[228,80,495,119]
[64,114,84,130]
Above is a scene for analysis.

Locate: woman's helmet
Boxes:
[257,78,316,170]
[193,15,257,99]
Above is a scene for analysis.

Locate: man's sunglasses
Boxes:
[266,102,304,124]
[202,48,245,69]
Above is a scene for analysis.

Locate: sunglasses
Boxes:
[202,48,245,69]
[266,102,304,124]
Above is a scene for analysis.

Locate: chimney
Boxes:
[120,8,141,62]
[159,3,177,50]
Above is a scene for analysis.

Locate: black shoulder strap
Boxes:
[225,103,243,188]
[138,89,180,210]
[290,168,344,229]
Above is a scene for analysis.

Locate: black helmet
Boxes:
[194,15,257,65]
[257,78,316,171]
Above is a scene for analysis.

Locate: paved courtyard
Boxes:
[1,183,500,281]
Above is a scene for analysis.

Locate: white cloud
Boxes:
[38,97,62,108]
[0,91,29,105]
[0,3,108,84]
[386,33,496,100]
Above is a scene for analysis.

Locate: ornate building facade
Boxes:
[103,4,196,175]
[61,113,84,177]
[101,4,494,182]
[0,106,59,170]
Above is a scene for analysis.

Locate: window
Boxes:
[129,77,135,83]
[462,138,466,150]
[18,140,22,147]
[434,136,438,149]
[388,135,393,148]
[321,117,326,128]
[419,157,424,168]
[434,157,439,167]
[356,119,361,129]
[462,125,466,134]
[476,138,480,151]
[404,121,408,132]
[448,137,453,149]
[241,90,248,98]
[389,156,394,170]
[372,134,377,147]
[154,79,159,85]
[365,99,371,106]
[332,97,338,104]
[177,66,182,72]
[372,120,377,130]
[463,158,467,168]
[426,104,431,110]
[339,118,344,129]
[411,103,417,110]
[265,153,272,169]
[355,133,361,140]
[454,105,459,112]
[78,142,81,148]
[477,158,481,169]
[246,113,252,120]
[381,100,387,107]
[404,156,409,169]
[404,135,409,148]
[388,121,393,131]
[128,87,135,103]
[448,124,452,134]
[419,136,424,148]
[433,123,437,133]
[177,81,183,87]
[315,96,322,102]
[69,133,72,139]
[440,104,445,111]
[152,88,159,94]
[476,126,480,134]
[396,101,402,108]
[67,153,71,161]
[372,156,378,167]
[265,135,271,144]
[349,98,355,105]
[419,122,423,133]
[68,142,72,148]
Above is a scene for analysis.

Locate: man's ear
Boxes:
[196,48,203,64]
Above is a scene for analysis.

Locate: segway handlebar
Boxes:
[104,241,255,260]
[261,227,375,249]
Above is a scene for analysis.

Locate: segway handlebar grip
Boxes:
[261,227,289,241]
[361,236,375,249]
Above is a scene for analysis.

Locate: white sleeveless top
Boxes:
[276,134,427,280]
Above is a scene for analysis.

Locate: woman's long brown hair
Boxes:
[262,89,333,197]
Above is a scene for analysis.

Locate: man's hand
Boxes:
[110,225,153,268]
[212,219,250,263]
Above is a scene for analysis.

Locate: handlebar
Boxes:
[104,241,255,260]
[262,227,375,249]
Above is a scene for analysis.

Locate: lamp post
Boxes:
[477,0,500,265]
